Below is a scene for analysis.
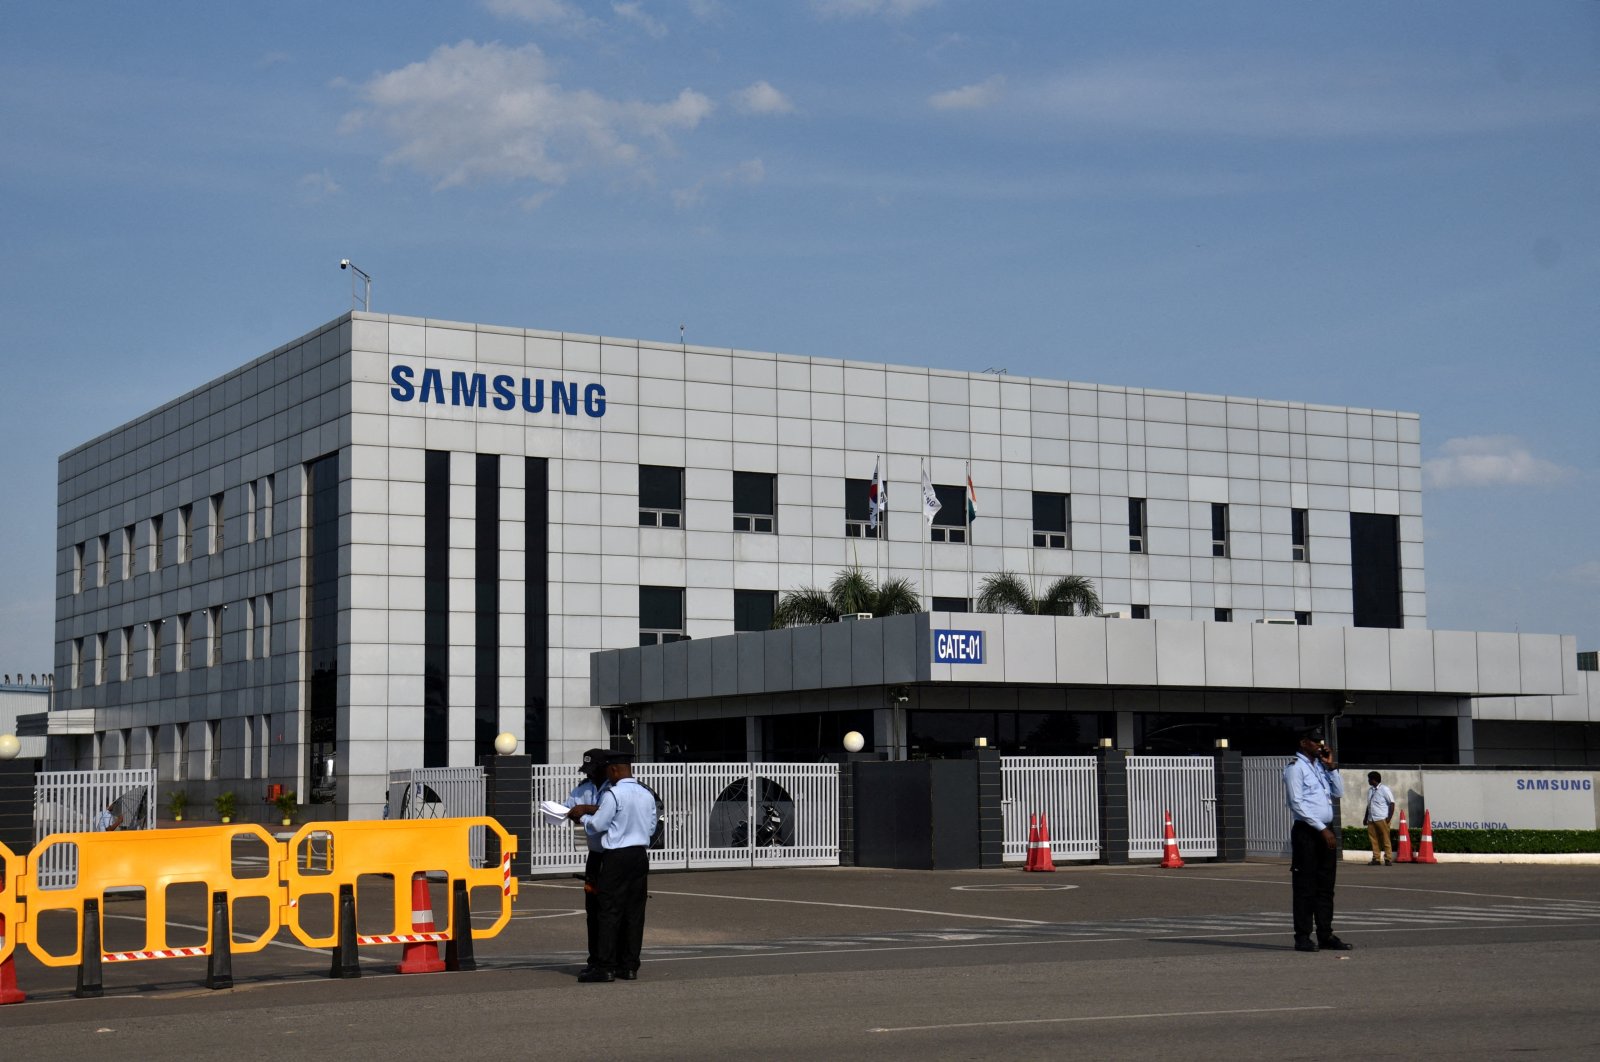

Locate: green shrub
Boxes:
[1341,825,1600,854]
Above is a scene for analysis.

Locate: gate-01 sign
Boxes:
[934,629,985,664]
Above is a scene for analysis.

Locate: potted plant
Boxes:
[168,790,188,822]
[213,790,236,824]
[273,789,298,826]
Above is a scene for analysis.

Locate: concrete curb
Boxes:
[1342,851,1600,865]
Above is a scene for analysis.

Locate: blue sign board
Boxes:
[933,629,985,664]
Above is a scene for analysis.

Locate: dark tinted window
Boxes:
[734,590,776,632]
[931,596,970,612]
[932,484,965,527]
[845,478,873,521]
[640,586,684,631]
[639,466,683,510]
[1032,492,1068,533]
[733,472,775,515]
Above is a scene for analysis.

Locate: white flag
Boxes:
[868,458,884,530]
[921,462,941,526]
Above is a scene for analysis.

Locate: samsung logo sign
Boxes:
[1515,778,1593,792]
[390,365,607,417]
[934,629,985,664]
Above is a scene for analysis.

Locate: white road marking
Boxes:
[1101,871,1593,903]
[103,913,324,956]
[951,883,1079,892]
[869,1004,1334,1033]
[525,881,1052,925]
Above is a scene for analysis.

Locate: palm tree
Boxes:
[772,567,923,628]
[976,571,1101,617]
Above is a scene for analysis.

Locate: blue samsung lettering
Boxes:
[389,364,415,401]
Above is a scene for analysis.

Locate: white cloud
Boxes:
[812,0,937,18]
[1422,435,1575,490]
[297,170,341,200]
[484,0,592,27]
[686,0,723,20]
[1563,561,1600,588]
[672,157,765,208]
[348,40,713,192]
[732,81,794,115]
[612,2,667,38]
[930,75,1004,111]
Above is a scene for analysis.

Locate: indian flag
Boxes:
[966,464,978,524]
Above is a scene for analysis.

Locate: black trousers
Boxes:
[595,845,649,974]
[583,850,604,967]
[1290,820,1339,941]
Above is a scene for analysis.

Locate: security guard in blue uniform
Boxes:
[568,747,656,982]
[1283,726,1352,952]
[566,748,611,975]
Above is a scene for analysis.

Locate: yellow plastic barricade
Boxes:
[1,840,20,966]
[20,825,288,967]
[281,817,517,952]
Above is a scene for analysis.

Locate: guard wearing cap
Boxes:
[567,747,655,982]
[566,748,612,976]
[1283,726,1352,953]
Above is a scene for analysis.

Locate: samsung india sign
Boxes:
[934,629,985,665]
[390,365,607,417]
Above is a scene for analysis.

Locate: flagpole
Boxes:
[965,461,973,610]
[920,460,929,612]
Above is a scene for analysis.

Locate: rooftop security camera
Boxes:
[340,259,351,270]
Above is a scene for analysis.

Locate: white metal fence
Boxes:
[1244,756,1294,858]
[387,766,487,866]
[999,756,1100,863]
[529,763,840,875]
[33,768,158,890]
[1127,755,1218,859]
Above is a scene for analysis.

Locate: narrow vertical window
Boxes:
[123,524,136,579]
[261,594,273,657]
[207,720,222,781]
[176,722,189,781]
[1291,508,1309,562]
[94,632,107,685]
[844,478,884,538]
[146,725,159,771]
[245,481,257,543]
[242,715,254,780]
[424,450,450,768]
[177,612,192,671]
[1032,492,1070,549]
[210,492,224,554]
[639,465,685,528]
[73,543,84,594]
[262,474,275,538]
[930,484,967,543]
[1129,498,1146,553]
[148,619,163,675]
[179,504,194,563]
[244,597,256,661]
[1211,503,1229,558]
[97,534,110,587]
[209,605,224,666]
[475,453,500,762]
[71,637,84,688]
[121,626,135,681]
[732,471,776,533]
[151,514,164,569]
[121,728,133,770]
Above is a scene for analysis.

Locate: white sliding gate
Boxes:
[33,768,158,889]
[1244,756,1293,858]
[999,756,1100,863]
[528,762,839,875]
[387,766,488,866]
[1127,755,1217,859]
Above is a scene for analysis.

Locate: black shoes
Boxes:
[616,970,638,981]
[1318,937,1354,951]
[577,969,615,983]
[1294,938,1319,953]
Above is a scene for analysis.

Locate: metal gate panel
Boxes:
[747,764,839,868]
[34,768,158,890]
[1127,755,1217,859]
[1244,756,1293,858]
[1000,757,1100,863]
[387,766,487,866]
[529,766,590,874]
[682,763,754,870]
[631,763,689,871]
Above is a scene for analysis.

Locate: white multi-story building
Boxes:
[52,312,1596,818]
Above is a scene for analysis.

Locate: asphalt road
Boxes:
[4,861,1599,1060]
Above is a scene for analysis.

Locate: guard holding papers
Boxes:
[567,747,656,982]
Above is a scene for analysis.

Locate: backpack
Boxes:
[638,780,666,850]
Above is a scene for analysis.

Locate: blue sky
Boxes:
[2,1,1596,671]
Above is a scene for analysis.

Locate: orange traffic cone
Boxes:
[1394,811,1414,863]
[0,911,25,1005]
[396,873,447,974]
[1415,809,1438,864]
[1159,810,1185,869]
[1024,814,1049,871]
[1033,814,1056,873]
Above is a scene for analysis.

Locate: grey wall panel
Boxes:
[1388,629,1435,693]
[618,649,642,705]
[710,636,738,697]
[1204,622,1254,688]
[662,640,689,701]
[1518,635,1563,696]
[820,621,854,688]
[1056,617,1109,685]
[686,638,716,699]
[591,649,620,705]
[1298,626,1346,690]
[1432,630,1477,693]
[850,619,885,688]
[1344,627,1391,691]
[736,632,765,695]
[763,628,793,693]
[881,614,920,685]
[1105,620,1157,685]
[1476,632,1521,695]
[1002,614,1055,684]
[640,647,664,702]
[792,625,823,690]
[1154,620,1205,686]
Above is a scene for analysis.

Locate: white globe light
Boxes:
[842,731,865,753]
[0,734,19,760]
[493,732,518,755]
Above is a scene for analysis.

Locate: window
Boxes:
[1032,492,1070,549]
[734,589,777,632]
[261,594,273,657]
[146,725,159,771]
[1295,611,1312,626]
[638,465,684,528]
[121,728,133,770]
[732,472,775,533]
[1291,508,1309,562]
[97,534,110,587]
[1211,503,1230,558]
[148,619,163,675]
[640,586,687,645]
[261,474,275,538]
[177,612,193,671]
[209,606,224,666]
[1129,498,1146,553]
[844,478,885,538]
[244,597,255,661]
[121,626,135,681]
[210,492,224,554]
[208,720,221,780]
[151,515,164,569]
[122,524,136,579]
[242,715,254,780]
[179,504,194,562]
[1132,604,1150,619]
[257,715,269,779]
[930,484,967,543]
[73,543,84,594]
[71,637,83,688]
[245,481,257,543]
[932,596,971,613]
[94,632,107,685]
[176,722,189,781]
[1214,608,1232,623]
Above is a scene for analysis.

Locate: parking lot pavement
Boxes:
[6,862,1600,1059]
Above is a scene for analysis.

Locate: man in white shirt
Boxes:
[1365,771,1396,866]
